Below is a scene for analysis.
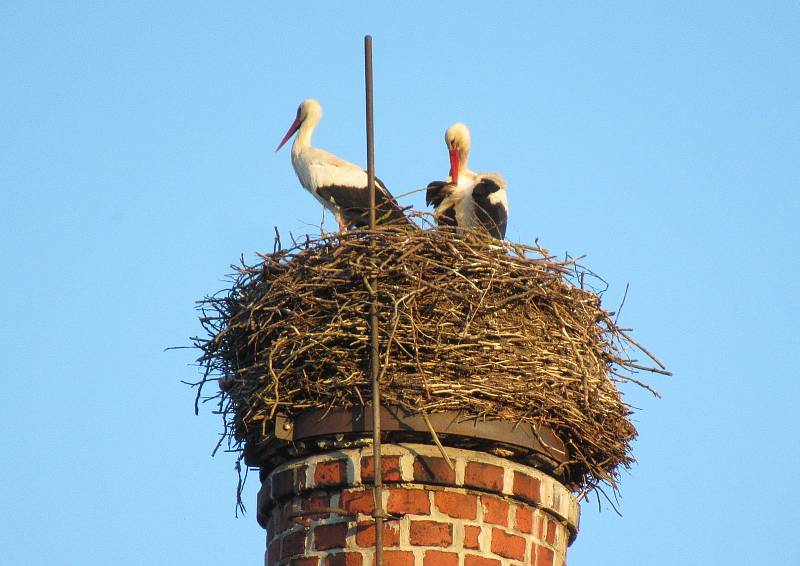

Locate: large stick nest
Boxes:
[194,227,666,493]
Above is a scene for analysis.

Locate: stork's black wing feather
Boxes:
[425,180,449,207]
[425,180,459,227]
[316,176,412,228]
[471,177,508,239]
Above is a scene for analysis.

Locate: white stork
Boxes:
[425,123,509,239]
[276,99,411,230]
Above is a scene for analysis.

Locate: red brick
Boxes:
[434,491,477,519]
[326,552,363,566]
[409,520,452,547]
[535,515,544,539]
[512,471,540,505]
[464,462,504,493]
[272,468,295,499]
[380,550,415,566]
[386,488,430,515]
[281,530,307,559]
[276,501,296,532]
[268,539,280,564]
[304,494,330,511]
[515,505,533,534]
[536,544,555,566]
[361,456,402,483]
[464,525,481,549]
[546,519,557,545]
[414,456,456,484]
[355,521,400,547]
[315,460,348,488]
[269,510,280,535]
[341,490,375,515]
[314,522,348,550]
[424,550,459,566]
[491,528,526,561]
[291,558,319,566]
[294,495,330,525]
[465,555,501,566]
[273,503,285,533]
[482,496,509,526]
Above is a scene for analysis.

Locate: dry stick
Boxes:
[624,362,672,376]
[614,325,669,371]
[552,303,591,409]
[460,269,495,338]
[420,410,455,471]
[409,264,455,470]
[377,298,403,383]
[614,282,629,325]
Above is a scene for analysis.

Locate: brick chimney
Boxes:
[257,443,579,566]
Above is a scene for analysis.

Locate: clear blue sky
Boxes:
[2,2,798,564]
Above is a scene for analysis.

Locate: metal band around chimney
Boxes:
[245,405,568,474]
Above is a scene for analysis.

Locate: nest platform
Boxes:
[195,227,666,493]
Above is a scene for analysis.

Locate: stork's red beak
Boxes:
[449,148,459,184]
[276,117,302,152]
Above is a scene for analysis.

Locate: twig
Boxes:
[420,410,454,471]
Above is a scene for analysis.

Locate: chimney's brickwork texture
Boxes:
[258,444,579,566]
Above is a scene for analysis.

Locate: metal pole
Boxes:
[364,34,384,565]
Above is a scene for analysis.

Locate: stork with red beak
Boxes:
[425,123,509,239]
[276,99,411,230]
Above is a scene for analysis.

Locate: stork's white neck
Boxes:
[454,146,476,188]
[459,147,471,177]
[292,112,320,155]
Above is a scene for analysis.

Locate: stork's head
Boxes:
[444,123,471,183]
[276,99,323,152]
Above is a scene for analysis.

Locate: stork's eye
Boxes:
[296,106,302,118]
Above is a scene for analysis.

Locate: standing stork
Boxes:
[425,123,509,239]
[276,99,411,230]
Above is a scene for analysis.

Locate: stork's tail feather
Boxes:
[344,199,416,230]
